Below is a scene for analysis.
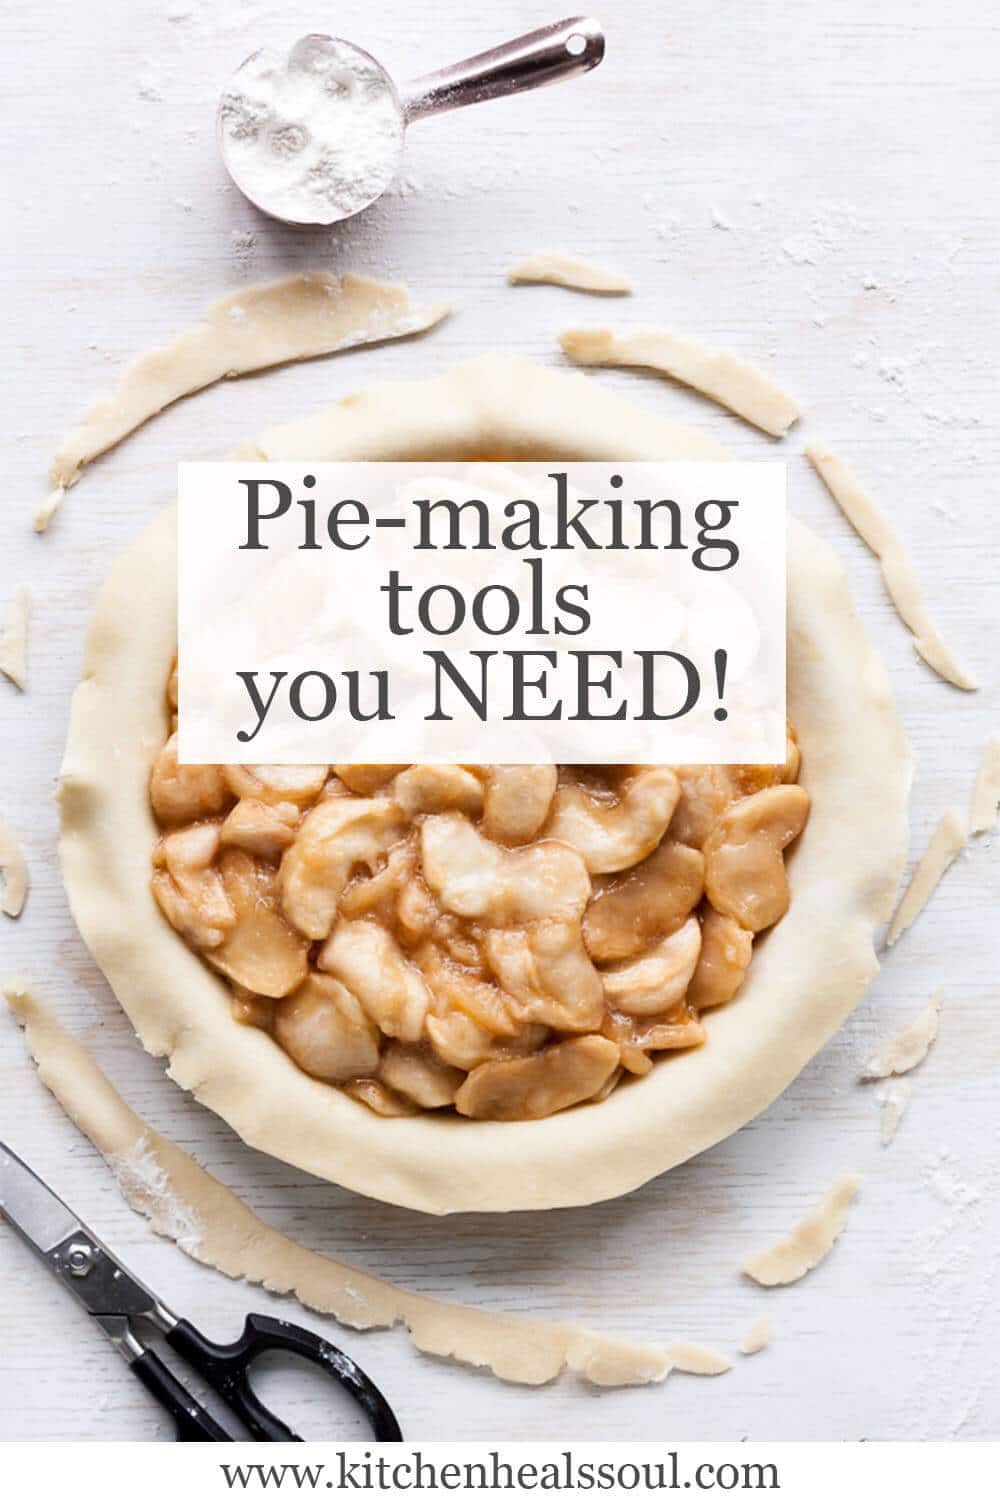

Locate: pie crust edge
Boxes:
[57,354,911,1214]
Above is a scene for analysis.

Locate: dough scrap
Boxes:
[742,1174,861,1286]
[739,1317,770,1356]
[806,444,976,691]
[508,252,632,295]
[0,587,29,690]
[970,736,1000,835]
[877,1079,912,1145]
[0,816,28,917]
[665,1341,732,1375]
[558,326,800,436]
[38,273,451,530]
[4,981,675,1390]
[886,812,965,947]
[860,991,942,1081]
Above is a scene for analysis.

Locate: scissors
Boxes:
[0,1141,403,1441]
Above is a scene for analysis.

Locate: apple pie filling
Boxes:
[149,663,809,1121]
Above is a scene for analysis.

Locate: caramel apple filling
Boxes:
[150,665,809,1121]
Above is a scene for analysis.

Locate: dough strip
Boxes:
[886,811,965,947]
[559,326,800,436]
[5,981,676,1390]
[970,736,1000,834]
[508,252,632,294]
[860,991,942,1080]
[39,273,451,531]
[742,1174,861,1286]
[0,816,28,917]
[806,443,976,691]
[0,587,29,690]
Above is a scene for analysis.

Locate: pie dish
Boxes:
[58,355,910,1213]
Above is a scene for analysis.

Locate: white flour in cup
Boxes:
[219,35,404,225]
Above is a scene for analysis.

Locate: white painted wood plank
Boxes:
[1,0,998,1442]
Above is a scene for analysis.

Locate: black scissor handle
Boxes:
[167,1314,403,1442]
[131,1347,234,1442]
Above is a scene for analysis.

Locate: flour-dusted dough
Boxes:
[739,1317,770,1355]
[877,1079,912,1145]
[0,816,28,917]
[5,981,674,1390]
[38,274,451,531]
[970,736,1000,835]
[805,444,976,691]
[0,587,29,690]
[665,1342,732,1375]
[742,1174,861,1286]
[57,355,910,1214]
[887,813,965,947]
[860,991,942,1081]
[508,252,632,294]
[558,327,800,436]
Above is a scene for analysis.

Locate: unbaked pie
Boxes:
[58,356,909,1212]
[149,661,810,1122]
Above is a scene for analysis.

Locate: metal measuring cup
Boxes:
[218,17,605,226]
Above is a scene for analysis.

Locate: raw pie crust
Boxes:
[58,355,910,1214]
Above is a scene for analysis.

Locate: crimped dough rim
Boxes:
[58,354,911,1214]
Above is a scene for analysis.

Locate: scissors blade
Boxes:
[0,1140,170,1327]
[0,1140,81,1252]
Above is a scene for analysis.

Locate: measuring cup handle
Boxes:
[399,16,605,124]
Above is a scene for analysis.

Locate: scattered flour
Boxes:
[230,228,257,272]
[107,1136,203,1256]
[219,35,403,224]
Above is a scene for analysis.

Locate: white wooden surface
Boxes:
[1,0,998,1444]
